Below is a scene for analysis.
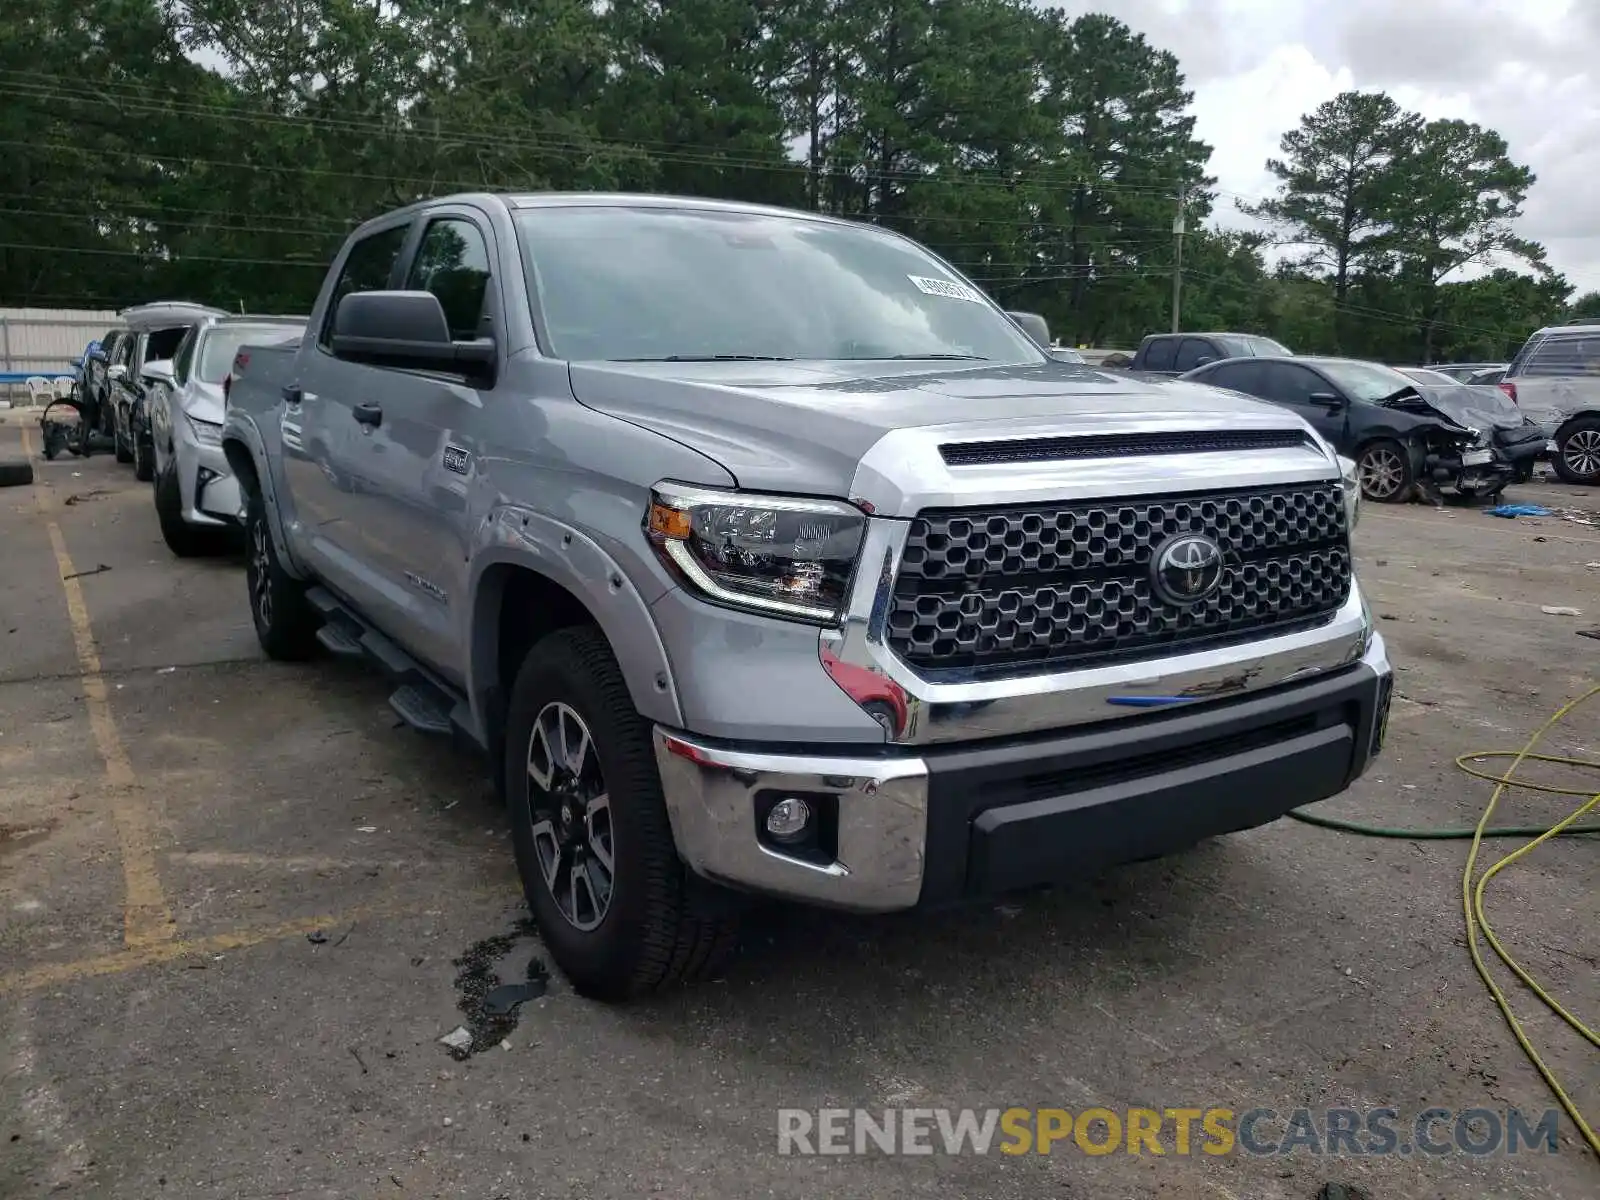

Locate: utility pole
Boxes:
[1171,187,1186,334]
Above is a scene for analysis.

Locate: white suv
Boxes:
[145,315,306,555]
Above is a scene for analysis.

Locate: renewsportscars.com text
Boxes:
[777,1106,1562,1157]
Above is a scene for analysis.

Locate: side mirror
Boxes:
[330,290,496,379]
[1195,355,1216,367]
[1006,310,1051,348]
[1308,391,1345,409]
[141,360,174,386]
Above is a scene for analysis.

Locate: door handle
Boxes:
[282,384,303,405]
[352,403,383,428]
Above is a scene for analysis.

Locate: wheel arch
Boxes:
[467,532,684,790]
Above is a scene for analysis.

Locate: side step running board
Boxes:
[303,585,484,749]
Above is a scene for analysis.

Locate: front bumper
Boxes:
[655,631,1392,912]
[174,422,242,526]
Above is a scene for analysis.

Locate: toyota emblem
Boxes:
[1152,533,1224,606]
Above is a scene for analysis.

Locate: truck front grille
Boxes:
[886,482,1351,677]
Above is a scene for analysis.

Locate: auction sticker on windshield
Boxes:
[909,275,983,303]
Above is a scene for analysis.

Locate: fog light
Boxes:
[764,797,812,841]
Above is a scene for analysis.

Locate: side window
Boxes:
[1172,337,1215,373]
[406,217,493,341]
[1261,364,1325,406]
[319,223,410,348]
[1142,337,1176,371]
[1526,335,1600,377]
[1209,361,1264,396]
[173,328,199,385]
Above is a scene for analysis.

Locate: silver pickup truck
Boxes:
[222,193,1393,1000]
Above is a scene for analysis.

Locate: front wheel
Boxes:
[1552,417,1600,485]
[1356,439,1414,503]
[505,627,740,1001]
[244,486,319,659]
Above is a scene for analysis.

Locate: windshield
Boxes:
[1317,360,1419,402]
[199,324,301,382]
[1218,334,1291,357]
[512,205,1043,364]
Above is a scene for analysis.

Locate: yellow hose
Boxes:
[1459,684,1600,1157]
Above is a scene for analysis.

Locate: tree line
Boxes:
[2,0,1593,363]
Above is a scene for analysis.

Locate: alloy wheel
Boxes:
[1563,428,1600,479]
[526,701,614,932]
[1358,446,1405,500]
[250,517,273,628]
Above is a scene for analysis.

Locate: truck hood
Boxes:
[567,360,1307,494]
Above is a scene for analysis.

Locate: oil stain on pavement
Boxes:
[441,916,550,1060]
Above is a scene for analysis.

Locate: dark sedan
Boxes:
[1180,356,1546,502]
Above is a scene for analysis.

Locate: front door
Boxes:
[341,210,501,678]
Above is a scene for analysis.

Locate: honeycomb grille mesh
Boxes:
[887,483,1351,675]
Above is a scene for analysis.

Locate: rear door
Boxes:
[341,206,502,677]
[283,218,415,606]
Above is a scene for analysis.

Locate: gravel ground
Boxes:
[1,417,1596,1199]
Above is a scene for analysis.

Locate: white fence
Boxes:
[1,307,121,405]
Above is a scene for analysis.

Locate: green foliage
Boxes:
[0,3,1574,366]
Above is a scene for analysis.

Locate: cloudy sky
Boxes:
[1052,0,1600,295]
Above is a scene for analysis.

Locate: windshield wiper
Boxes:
[851,353,989,361]
[612,354,795,362]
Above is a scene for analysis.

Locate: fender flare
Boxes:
[467,506,685,733]
[221,420,308,578]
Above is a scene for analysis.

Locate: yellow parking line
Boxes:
[19,427,175,948]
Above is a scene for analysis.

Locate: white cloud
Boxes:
[1038,0,1600,293]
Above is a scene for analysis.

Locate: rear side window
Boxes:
[407,218,493,341]
[1207,361,1265,395]
[320,224,409,347]
[1172,337,1215,372]
[1141,337,1176,371]
[1522,335,1600,377]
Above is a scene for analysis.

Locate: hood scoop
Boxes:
[938,428,1313,467]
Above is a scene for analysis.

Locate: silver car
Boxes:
[145,315,306,555]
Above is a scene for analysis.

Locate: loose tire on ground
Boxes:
[1356,438,1414,503]
[155,463,228,558]
[505,626,741,1001]
[244,486,320,660]
[1552,416,1600,486]
[0,457,34,487]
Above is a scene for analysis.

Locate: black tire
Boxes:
[0,457,34,488]
[1356,438,1414,503]
[155,462,226,558]
[505,626,740,1001]
[113,407,133,464]
[133,434,154,482]
[244,485,319,660]
[1551,417,1600,486]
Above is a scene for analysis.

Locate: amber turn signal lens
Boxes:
[647,500,693,541]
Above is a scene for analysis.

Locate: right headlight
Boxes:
[185,411,223,447]
[645,482,867,623]
[1337,454,1361,529]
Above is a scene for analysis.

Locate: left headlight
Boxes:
[185,412,223,447]
[1337,455,1361,530]
[645,482,867,623]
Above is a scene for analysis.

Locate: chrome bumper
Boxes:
[656,632,1392,912]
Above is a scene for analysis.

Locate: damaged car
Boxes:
[1180,356,1545,502]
